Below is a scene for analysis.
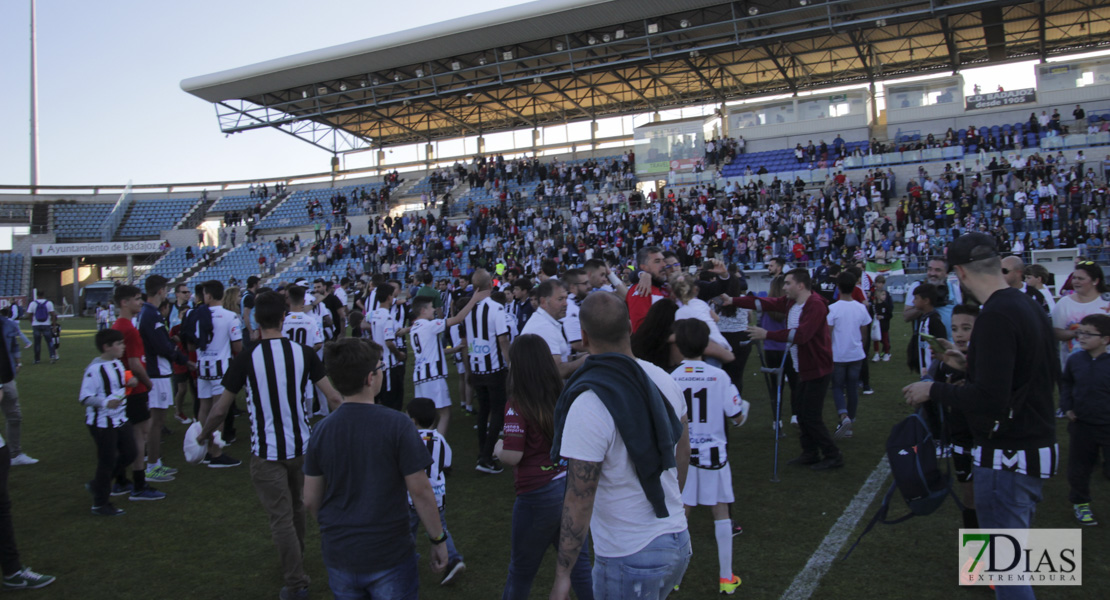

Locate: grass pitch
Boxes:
[6,317,1104,599]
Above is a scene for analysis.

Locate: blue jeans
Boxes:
[831,360,863,420]
[31,325,54,362]
[502,478,593,600]
[592,529,691,600]
[327,554,418,600]
[407,504,461,564]
[972,467,1044,600]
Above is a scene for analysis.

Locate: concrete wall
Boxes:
[744,127,871,154]
[886,98,1110,141]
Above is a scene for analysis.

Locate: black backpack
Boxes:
[842,407,963,560]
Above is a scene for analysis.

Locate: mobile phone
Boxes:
[919,333,948,356]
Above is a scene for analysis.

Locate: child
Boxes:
[1061,313,1110,526]
[81,329,139,517]
[871,278,893,362]
[926,304,978,530]
[406,397,465,584]
[907,283,946,379]
[95,303,109,331]
[408,290,485,436]
[669,319,749,595]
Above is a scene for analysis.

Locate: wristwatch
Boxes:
[428,530,448,545]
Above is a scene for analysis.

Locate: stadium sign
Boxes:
[965,88,1036,110]
[959,529,1081,587]
[32,240,164,257]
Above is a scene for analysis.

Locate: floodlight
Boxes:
[502,51,513,61]
[415,69,424,77]
[615,29,625,39]
[479,57,487,65]
[748,7,759,16]
[588,36,597,45]
[602,34,611,43]
[451,61,461,70]
[555,42,565,51]
[680,19,690,28]
[647,23,659,34]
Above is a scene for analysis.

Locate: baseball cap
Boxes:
[946,232,999,268]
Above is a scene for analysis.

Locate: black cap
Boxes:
[947,232,999,268]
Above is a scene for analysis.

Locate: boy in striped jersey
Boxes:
[194,281,243,469]
[81,329,140,516]
[907,283,946,380]
[370,284,405,411]
[409,289,488,436]
[197,291,342,600]
[406,398,466,585]
[670,319,749,595]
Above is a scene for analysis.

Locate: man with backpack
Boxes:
[26,294,56,365]
[904,233,1057,599]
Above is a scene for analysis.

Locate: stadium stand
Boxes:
[139,246,214,287]
[52,203,115,240]
[0,254,24,296]
[254,183,388,231]
[0,204,31,222]
[208,194,263,214]
[186,242,279,287]
[116,198,198,239]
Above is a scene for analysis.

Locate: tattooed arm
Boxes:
[676,415,690,492]
[549,459,601,600]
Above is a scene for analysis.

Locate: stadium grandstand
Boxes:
[4,2,1110,599]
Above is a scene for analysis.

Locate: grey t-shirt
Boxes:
[304,402,432,572]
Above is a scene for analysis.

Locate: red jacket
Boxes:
[627,284,669,333]
[733,292,832,381]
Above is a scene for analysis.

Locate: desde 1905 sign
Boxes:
[965,88,1037,111]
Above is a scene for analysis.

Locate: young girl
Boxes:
[672,274,734,366]
[1061,313,1110,526]
[495,335,593,600]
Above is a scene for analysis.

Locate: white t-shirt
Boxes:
[520,307,570,362]
[29,300,54,327]
[559,358,688,558]
[196,306,242,380]
[670,360,742,469]
[370,307,399,369]
[826,300,872,363]
[1052,293,1110,357]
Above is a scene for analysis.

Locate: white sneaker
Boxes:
[10,453,38,466]
[790,415,799,428]
[882,353,891,362]
[871,354,881,362]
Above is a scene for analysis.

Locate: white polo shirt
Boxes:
[520,307,570,362]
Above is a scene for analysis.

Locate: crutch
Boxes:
[761,344,791,483]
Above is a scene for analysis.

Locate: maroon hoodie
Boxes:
[732,292,833,381]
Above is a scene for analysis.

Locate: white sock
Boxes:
[149,459,162,469]
[715,519,733,580]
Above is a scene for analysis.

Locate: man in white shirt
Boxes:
[550,292,690,600]
[194,280,244,468]
[26,294,56,365]
[521,280,585,378]
[827,272,873,440]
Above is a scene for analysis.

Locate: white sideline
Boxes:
[779,456,890,600]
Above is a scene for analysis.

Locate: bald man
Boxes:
[1002,255,1050,313]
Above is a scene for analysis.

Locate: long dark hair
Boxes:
[631,298,678,370]
[718,270,748,318]
[1075,262,1108,294]
[506,334,562,443]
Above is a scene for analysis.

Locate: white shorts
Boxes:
[414,378,451,409]
[148,378,175,410]
[681,464,734,506]
[197,378,225,399]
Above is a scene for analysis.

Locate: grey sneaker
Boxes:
[2,567,56,590]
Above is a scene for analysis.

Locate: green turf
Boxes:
[5,317,1104,599]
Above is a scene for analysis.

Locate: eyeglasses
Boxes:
[374,363,385,372]
[1075,331,1103,339]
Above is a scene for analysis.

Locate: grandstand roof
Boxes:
[182,0,1110,153]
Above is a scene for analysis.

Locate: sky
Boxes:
[0,1,1100,188]
[0,0,529,187]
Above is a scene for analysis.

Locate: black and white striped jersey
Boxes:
[196,306,242,381]
[670,360,743,469]
[79,357,128,428]
[408,428,452,508]
[220,338,326,461]
[463,297,510,374]
[370,308,399,370]
[410,318,448,384]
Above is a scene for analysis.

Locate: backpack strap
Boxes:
[842,482,898,561]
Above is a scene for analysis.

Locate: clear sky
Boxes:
[0,0,528,187]
[0,2,1101,188]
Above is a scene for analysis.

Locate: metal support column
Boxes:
[71,256,79,312]
[127,254,134,284]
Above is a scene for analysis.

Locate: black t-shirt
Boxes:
[323,294,344,338]
[304,403,432,572]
